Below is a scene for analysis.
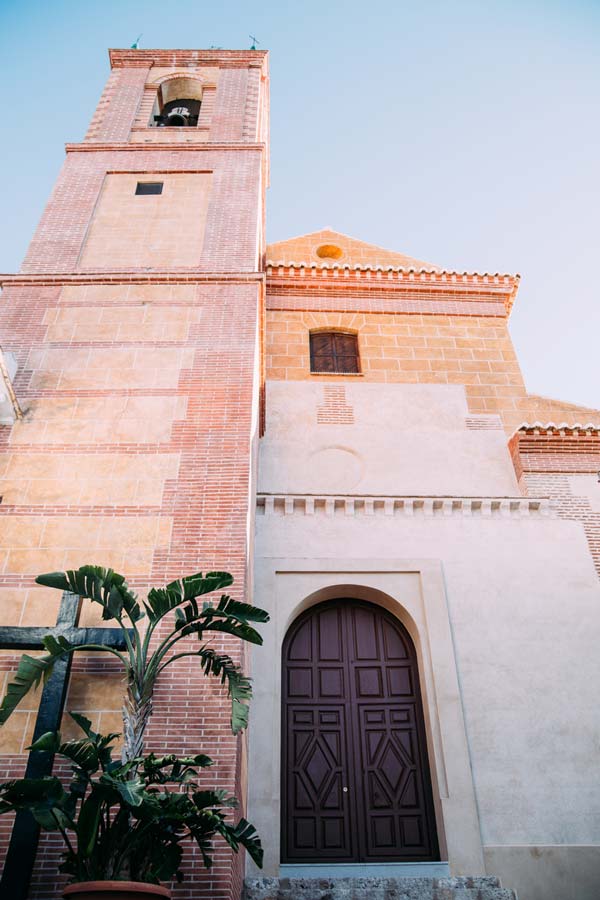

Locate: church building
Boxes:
[1,47,599,900]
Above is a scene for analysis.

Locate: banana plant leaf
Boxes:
[36,566,143,623]
[144,572,234,623]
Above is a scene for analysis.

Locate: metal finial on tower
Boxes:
[249,34,260,50]
[130,33,143,49]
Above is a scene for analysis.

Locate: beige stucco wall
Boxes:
[259,381,520,497]
[250,379,600,900]
[78,173,211,268]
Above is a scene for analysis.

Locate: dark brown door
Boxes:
[281,599,439,862]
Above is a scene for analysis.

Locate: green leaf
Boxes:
[36,566,143,624]
[194,647,253,735]
[180,618,263,645]
[181,571,234,598]
[232,818,264,868]
[68,712,95,738]
[28,731,61,753]
[28,719,120,774]
[0,776,72,831]
[151,843,183,882]
[33,806,73,831]
[231,701,249,734]
[101,774,146,807]
[0,776,64,806]
[0,652,60,725]
[215,596,270,624]
[77,792,103,857]
[32,572,71,591]
[144,571,234,624]
[191,829,214,869]
[58,738,101,772]
[192,789,233,809]
[69,712,120,756]
[142,753,213,776]
[43,634,77,657]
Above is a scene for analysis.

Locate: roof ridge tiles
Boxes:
[265,259,519,280]
[515,421,600,434]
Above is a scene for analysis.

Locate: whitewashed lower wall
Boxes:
[250,381,600,900]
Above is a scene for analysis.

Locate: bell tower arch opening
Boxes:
[149,76,203,126]
[281,598,440,863]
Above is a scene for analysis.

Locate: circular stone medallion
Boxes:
[308,446,364,491]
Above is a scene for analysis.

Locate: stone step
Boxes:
[243,876,517,900]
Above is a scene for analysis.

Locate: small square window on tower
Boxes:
[135,182,163,195]
[310,331,360,374]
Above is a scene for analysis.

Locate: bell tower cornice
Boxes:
[109,47,268,70]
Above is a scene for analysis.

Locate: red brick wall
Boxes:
[0,285,263,900]
[1,49,268,900]
[211,69,249,141]
[21,148,263,274]
[93,67,150,142]
[511,431,600,578]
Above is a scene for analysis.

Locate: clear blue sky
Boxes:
[1,0,598,411]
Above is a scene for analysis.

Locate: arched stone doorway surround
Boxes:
[248,558,485,876]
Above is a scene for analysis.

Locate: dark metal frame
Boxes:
[0,592,131,900]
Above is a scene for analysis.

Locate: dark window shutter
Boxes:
[333,333,359,373]
[310,332,359,374]
[310,333,336,372]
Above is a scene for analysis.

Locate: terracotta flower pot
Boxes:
[63,882,171,900]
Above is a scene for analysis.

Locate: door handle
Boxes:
[343,786,348,793]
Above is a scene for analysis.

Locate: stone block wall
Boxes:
[265,309,527,432]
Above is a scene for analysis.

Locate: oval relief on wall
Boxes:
[308,445,365,492]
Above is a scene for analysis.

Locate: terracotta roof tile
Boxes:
[515,421,600,434]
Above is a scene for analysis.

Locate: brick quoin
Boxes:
[510,429,600,578]
[0,47,269,900]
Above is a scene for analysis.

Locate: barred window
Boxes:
[309,331,360,374]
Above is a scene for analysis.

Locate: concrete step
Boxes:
[243,876,517,900]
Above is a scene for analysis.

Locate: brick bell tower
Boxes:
[0,48,269,899]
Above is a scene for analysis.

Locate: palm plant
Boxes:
[0,714,263,883]
[0,565,270,763]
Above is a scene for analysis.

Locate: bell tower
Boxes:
[0,47,269,899]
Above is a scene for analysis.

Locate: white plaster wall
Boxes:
[253,512,600,847]
[251,379,600,895]
[567,474,600,512]
[259,381,520,497]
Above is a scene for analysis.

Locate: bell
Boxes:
[166,107,190,126]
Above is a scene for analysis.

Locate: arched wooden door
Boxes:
[281,599,439,862]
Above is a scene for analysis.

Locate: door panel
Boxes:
[282,599,439,863]
[285,705,354,858]
[356,703,434,858]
